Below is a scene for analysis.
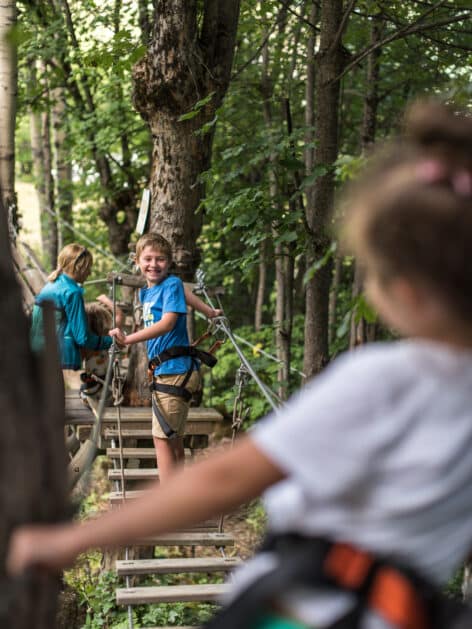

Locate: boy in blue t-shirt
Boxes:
[110,233,216,482]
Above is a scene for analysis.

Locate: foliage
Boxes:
[202,316,305,425]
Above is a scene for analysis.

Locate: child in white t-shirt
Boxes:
[8,100,472,629]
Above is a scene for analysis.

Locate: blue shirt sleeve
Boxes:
[65,291,111,350]
[162,277,187,315]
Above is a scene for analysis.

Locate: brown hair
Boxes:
[342,100,472,322]
[85,302,112,336]
[135,232,173,262]
[48,243,93,283]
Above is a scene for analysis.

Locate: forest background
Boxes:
[8,0,472,416]
[0,1,471,627]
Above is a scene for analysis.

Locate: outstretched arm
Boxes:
[184,286,222,319]
[7,436,285,575]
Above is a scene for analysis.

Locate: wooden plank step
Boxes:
[116,556,241,576]
[107,447,192,459]
[116,583,229,605]
[108,468,159,481]
[77,422,215,441]
[102,422,215,438]
[87,398,223,423]
[133,532,234,547]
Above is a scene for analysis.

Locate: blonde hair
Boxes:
[135,233,173,262]
[48,243,93,283]
[342,99,472,323]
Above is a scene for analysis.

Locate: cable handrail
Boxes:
[195,270,281,413]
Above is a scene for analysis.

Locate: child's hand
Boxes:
[7,524,78,575]
[97,294,113,309]
[109,327,128,346]
[207,308,223,319]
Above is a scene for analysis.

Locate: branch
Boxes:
[330,8,469,84]
[277,0,319,30]
[231,7,288,80]
[330,0,357,52]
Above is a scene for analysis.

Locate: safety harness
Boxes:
[203,533,472,629]
[149,345,217,439]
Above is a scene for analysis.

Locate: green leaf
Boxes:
[303,242,337,283]
[179,91,215,122]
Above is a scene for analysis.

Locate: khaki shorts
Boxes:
[152,370,201,439]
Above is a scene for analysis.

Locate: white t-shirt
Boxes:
[230,340,472,628]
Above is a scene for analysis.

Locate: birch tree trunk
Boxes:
[0,0,17,233]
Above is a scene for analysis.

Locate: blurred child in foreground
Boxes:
[9,101,472,629]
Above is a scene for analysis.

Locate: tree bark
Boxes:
[0,200,69,628]
[349,16,383,349]
[52,86,73,251]
[127,0,240,403]
[0,0,17,234]
[41,107,57,269]
[132,0,240,281]
[303,0,344,380]
[254,239,268,332]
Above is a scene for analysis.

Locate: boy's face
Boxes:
[138,245,170,286]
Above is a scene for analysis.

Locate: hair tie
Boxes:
[416,159,447,183]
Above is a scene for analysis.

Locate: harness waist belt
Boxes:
[148,345,217,372]
[151,381,192,402]
[202,533,472,629]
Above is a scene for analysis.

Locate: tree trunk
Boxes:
[29,63,57,271]
[303,0,344,380]
[0,0,17,234]
[349,16,382,349]
[127,0,240,402]
[52,86,73,250]
[254,239,268,331]
[328,252,342,348]
[260,4,293,400]
[0,201,69,628]
[41,107,57,269]
[132,0,240,281]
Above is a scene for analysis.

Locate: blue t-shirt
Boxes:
[139,274,194,376]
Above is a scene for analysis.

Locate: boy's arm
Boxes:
[184,286,222,319]
[110,312,178,346]
[7,436,285,575]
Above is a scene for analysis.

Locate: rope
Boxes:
[193,309,305,378]
[195,270,281,413]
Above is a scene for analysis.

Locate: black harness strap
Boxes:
[149,345,217,439]
[149,345,217,370]
[151,391,178,440]
[202,533,471,629]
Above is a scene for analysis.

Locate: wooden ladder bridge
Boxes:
[66,391,241,629]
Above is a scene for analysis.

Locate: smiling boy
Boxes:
[110,233,201,482]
